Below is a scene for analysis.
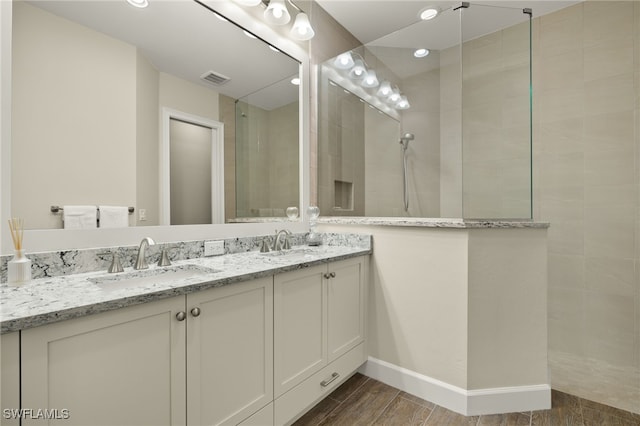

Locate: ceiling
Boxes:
[315,0,582,45]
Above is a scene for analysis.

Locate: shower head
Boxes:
[400,132,414,149]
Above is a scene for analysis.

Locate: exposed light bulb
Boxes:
[414,48,430,58]
[361,70,379,88]
[349,59,366,79]
[334,52,355,69]
[291,77,300,85]
[377,80,392,97]
[388,89,401,103]
[396,95,411,110]
[290,12,315,40]
[126,0,148,8]
[264,0,291,25]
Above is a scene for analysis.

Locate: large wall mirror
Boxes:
[9,0,301,231]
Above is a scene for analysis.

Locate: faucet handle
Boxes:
[108,252,124,273]
[260,237,272,253]
[158,249,172,267]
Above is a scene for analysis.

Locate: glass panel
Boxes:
[461,4,532,219]
[234,76,300,219]
[318,2,532,220]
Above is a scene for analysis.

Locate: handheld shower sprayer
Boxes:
[400,132,415,150]
[399,132,414,212]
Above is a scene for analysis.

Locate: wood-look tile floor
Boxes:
[293,373,640,426]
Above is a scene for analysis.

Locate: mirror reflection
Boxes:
[10,0,300,229]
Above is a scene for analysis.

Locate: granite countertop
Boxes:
[0,244,370,334]
[317,217,550,229]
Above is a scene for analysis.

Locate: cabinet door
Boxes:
[1,332,20,426]
[186,277,273,426]
[327,257,366,362]
[21,296,186,426]
[274,265,327,397]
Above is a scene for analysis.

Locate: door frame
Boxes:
[160,108,224,225]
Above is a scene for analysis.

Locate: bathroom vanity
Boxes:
[0,236,370,426]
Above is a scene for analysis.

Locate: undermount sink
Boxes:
[89,264,219,290]
[260,246,319,259]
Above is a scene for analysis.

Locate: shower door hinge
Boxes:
[523,8,532,16]
[454,2,469,11]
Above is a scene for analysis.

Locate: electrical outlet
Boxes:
[204,240,224,256]
[139,209,147,221]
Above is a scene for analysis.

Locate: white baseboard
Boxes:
[359,357,551,416]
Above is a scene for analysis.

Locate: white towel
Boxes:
[99,206,129,228]
[63,205,97,229]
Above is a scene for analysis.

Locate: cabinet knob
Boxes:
[330,272,336,278]
[176,311,186,321]
[191,307,201,317]
[323,273,331,279]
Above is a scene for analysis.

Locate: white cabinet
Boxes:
[21,276,273,426]
[1,332,20,426]
[187,278,273,425]
[274,256,367,425]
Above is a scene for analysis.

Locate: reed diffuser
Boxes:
[7,218,31,284]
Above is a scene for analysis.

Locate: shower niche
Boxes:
[317,2,532,220]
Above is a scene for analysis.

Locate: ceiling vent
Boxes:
[200,70,231,86]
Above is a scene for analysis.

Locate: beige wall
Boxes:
[318,223,548,393]
[268,101,299,211]
[532,1,640,413]
[136,52,159,226]
[12,1,137,229]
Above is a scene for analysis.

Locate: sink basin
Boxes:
[89,264,219,290]
[260,247,319,259]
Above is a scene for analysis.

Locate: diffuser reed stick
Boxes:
[8,218,24,251]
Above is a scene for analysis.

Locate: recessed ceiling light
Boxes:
[126,0,148,8]
[291,77,300,85]
[419,7,439,20]
[414,48,430,58]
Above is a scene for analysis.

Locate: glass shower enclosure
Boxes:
[317,2,532,219]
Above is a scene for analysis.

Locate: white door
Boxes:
[161,108,224,225]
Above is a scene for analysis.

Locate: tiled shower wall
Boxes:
[533,1,640,413]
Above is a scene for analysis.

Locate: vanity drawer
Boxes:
[274,343,366,425]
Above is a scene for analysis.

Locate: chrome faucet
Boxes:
[272,229,292,251]
[134,237,156,270]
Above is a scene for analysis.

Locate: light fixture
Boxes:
[334,52,355,69]
[396,96,411,109]
[349,59,366,79]
[414,48,430,58]
[233,0,262,6]
[291,77,300,85]
[264,0,291,25]
[232,0,315,41]
[388,88,401,104]
[290,11,315,40]
[377,80,393,97]
[419,7,439,20]
[126,0,148,8]
[361,70,379,88]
